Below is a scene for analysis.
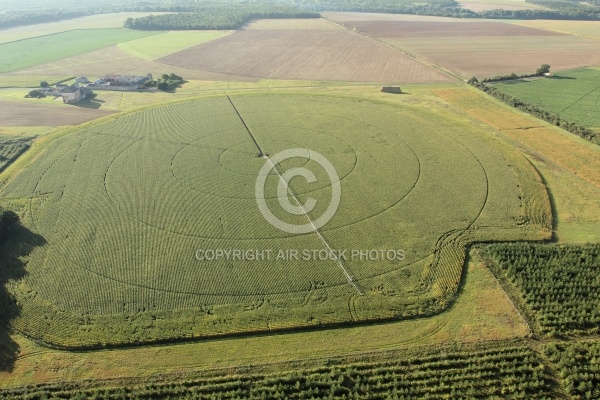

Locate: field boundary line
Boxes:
[226,95,362,295]
[322,18,463,82]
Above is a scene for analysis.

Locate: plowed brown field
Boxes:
[386,36,600,77]
[324,12,600,78]
[158,30,454,82]
[0,100,114,126]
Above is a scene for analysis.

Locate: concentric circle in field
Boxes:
[0,92,548,346]
[101,108,422,240]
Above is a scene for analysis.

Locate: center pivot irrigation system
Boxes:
[226,96,363,295]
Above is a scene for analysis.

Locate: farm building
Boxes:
[75,77,90,84]
[381,86,402,94]
[103,73,152,89]
[61,85,93,104]
[86,73,152,91]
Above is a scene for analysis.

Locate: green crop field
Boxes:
[0,29,160,74]
[491,68,600,130]
[0,93,551,348]
[117,30,229,60]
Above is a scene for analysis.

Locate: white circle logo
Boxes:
[255,149,341,234]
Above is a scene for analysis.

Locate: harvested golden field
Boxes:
[158,30,454,82]
[387,36,600,77]
[434,87,600,190]
[1,46,257,82]
[0,100,114,126]
[244,18,342,30]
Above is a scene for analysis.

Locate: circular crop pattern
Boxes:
[0,93,548,346]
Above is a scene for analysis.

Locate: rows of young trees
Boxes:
[0,345,555,399]
[545,341,600,400]
[468,75,600,145]
[483,243,600,336]
[0,137,31,173]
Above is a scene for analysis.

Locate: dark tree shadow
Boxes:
[0,215,46,372]
[501,80,530,85]
[550,75,576,80]
[71,94,105,110]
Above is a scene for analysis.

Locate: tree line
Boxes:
[296,0,600,19]
[124,5,320,30]
[3,0,600,30]
[0,0,319,30]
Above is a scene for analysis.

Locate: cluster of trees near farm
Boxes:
[470,64,551,83]
[468,66,600,146]
[124,5,319,30]
[144,73,185,91]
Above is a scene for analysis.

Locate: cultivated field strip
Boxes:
[386,36,600,78]
[2,45,256,83]
[492,67,600,130]
[157,30,454,83]
[0,100,115,127]
[344,20,566,38]
[434,87,600,189]
[0,29,159,74]
[0,345,556,399]
[0,94,551,347]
